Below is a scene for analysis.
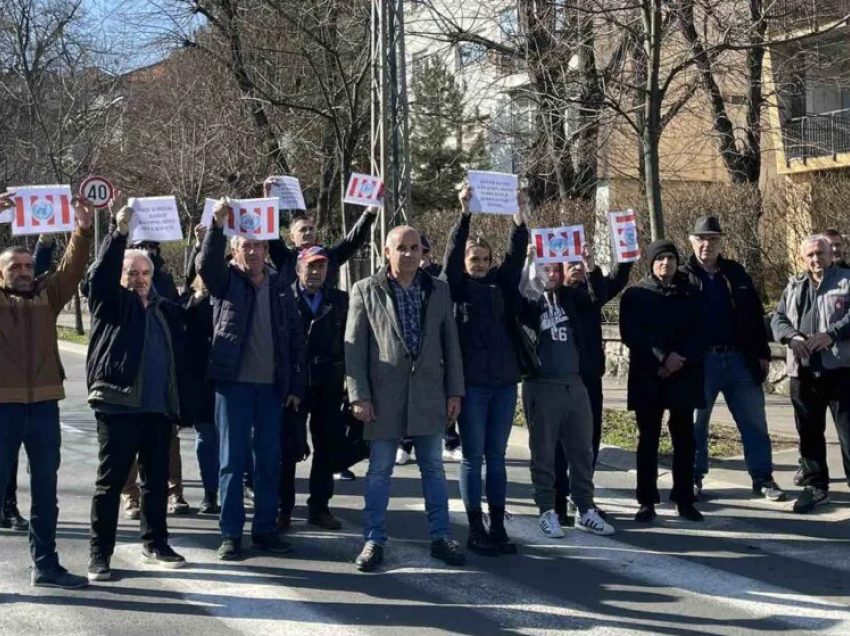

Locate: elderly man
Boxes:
[346,225,465,572]
[199,199,306,561]
[0,193,93,588]
[264,178,378,287]
[772,235,850,513]
[681,216,784,502]
[86,207,188,581]
[278,246,349,531]
[824,229,850,270]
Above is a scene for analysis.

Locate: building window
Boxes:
[499,8,520,38]
[456,42,487,70]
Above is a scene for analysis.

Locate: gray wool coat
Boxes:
[345,267,465,441]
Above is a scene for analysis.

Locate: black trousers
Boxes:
[635,407,695,506]
[279,382,345,516]
[3,455,18,505]
[790,368,850,490]
[90,412,173,555]
[555,374,602,512]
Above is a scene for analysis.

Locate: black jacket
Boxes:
[180,290,215,426]
[680,254,770,383]
[268,211,376,287]
[86,231,187,418]
[512,284,597,381]
[292,282,348,389]
[578,262,633,378]
[619,273,705,412]
[442,214,528,387]
[198,225,307,401]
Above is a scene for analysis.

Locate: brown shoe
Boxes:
[122,496,140,520]
[277,512,291,531]
[167,494,190,515]
[308,510,342,530]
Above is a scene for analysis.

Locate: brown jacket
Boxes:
[0,226,93,404]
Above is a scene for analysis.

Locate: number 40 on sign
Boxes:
[79,176,115,209]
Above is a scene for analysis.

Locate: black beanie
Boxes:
[646,239,680,266]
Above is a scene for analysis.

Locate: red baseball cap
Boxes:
[298,245,329,264]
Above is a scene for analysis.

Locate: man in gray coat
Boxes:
[345,225,465,572]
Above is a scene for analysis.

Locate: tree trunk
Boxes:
[73,290,84,336]
[643,130,665,240]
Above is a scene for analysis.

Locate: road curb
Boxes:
[57,339,88,357]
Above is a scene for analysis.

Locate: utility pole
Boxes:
[370,0,413,272]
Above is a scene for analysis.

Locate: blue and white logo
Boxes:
[549,236,568,253]
[239,210,261,232]
[31,200,55,222]
[359,181,374,197]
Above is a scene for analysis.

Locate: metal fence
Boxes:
[783,110,850,161]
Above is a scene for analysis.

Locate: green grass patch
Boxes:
[57,326,88,345]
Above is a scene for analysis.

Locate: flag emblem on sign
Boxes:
[609,210,641,263]
[16,194,71,228]
[344,173,384,207]
[227,203,277,237]
[531,226,585,263]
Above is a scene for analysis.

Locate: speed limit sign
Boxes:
[79,176,115,209]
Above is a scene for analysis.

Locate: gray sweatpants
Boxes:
[522,378,595,513]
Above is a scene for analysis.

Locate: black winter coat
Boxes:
[442,214,527,388]
[180,290,215,426]
[619,273,705,412]
[198,225,307,401]
[680,254,770,383]
[268,211,376,287]
[293,282,348,389]
[86,231,187,418]
[579,262,633,378]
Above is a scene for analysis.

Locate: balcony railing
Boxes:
[768,0,850,33]
[783,110,850,161]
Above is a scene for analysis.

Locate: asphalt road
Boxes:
[1,345,849,636]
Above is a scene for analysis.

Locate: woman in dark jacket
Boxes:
[619,239,704,523]
[181,251,219,515]
[441,186,528,556]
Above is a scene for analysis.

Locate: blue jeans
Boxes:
[0,401,61,572]
[364,436,450,547]
[215,381,282,539]
[458,384,517,510]
[194,423,220,494]
[694,352,773,484]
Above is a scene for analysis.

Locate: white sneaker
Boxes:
[538,510,565,538]
[442,444,463,461]
[577,508,615,536]
[395,448,411,465]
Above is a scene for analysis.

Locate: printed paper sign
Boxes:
[532,225,586,264]
[11,185,75,236]
[609,209,640,263]
[269,176,306,211]
[344,173,384,207]
[467,170,519,215]
[0,209,12,223]
[127,196,184,243]
[200,198,216,228]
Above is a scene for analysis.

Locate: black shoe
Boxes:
[31,565,88,589]
[430,537,466,566]
[1,500,29,531]
[487,505,517,555]
[634,505,657,523]
[252,532,293,554]
[677,503,704,522]
[199,491,220,515]
[466,509,499,556]
[142,543,186,569]
[167,494,190,515]
[793,486,830,514]
[355,542,384,572]
[218,538,242,561]
[753,480,787,502]
[88,552,112,581]
[308,510,343,530]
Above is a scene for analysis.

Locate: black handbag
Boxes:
[332,399,371,472]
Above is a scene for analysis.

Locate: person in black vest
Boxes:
[553,245,633,526]
[619,240,704,523]
[86,206,188,581]
[278,246,349,531]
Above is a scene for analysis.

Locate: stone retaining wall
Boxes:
[601,325,790,396]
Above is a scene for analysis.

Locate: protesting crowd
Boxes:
[0,176,849,591]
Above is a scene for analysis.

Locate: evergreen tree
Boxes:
[410,57,490,210]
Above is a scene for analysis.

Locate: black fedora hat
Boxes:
[691,215,723,236]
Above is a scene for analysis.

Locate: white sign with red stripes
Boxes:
[219,198,279,240]
[344,173,384,207]
[609,209,641,263]
[532,225,586,264]
[127,196,184,243]
[10,185,75,236]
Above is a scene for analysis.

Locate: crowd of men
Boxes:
[0,181,849,589]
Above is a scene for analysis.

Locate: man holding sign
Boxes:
[264,177,378,287]
[0,192,94,588]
